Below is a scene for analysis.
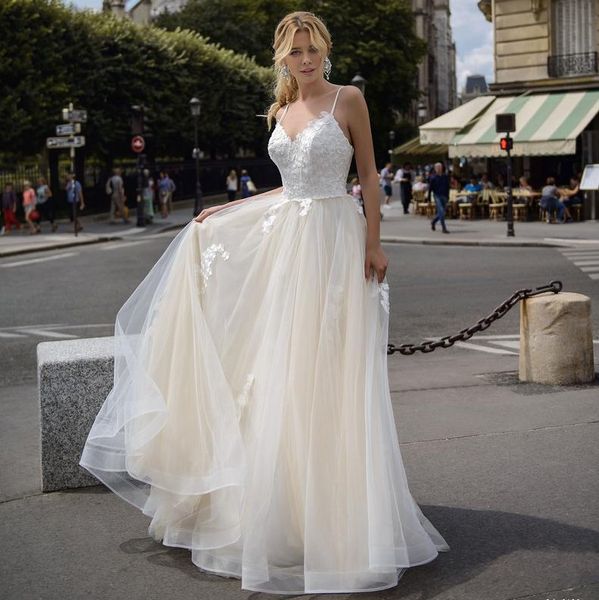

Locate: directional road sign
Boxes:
[131,135,145,153]
[56,123,81,136]
[62,109,88,123]
[46,136,86,149]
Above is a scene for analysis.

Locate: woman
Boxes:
[226,169,238,202]
[540,176,564,223]
[22,180,40,234]
[80,11,449,595]
[36,177,56,233]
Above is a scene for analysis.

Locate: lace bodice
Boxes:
[268,86,354,200]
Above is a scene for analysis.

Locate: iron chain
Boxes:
[387,280,563,356]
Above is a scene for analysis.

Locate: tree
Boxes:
[0,0,273,161]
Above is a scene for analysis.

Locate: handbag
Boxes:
[247,179,257,193]
[29,209,40,222]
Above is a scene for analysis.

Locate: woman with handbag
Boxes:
[22,180,40,235]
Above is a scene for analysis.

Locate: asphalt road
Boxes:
[1,233,597,388]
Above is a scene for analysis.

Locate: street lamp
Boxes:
[388,130,396,160]
[417,101,427,124]
[189,97,203,216]
[351,73,367,95]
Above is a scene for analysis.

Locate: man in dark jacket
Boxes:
[428,162,450,234]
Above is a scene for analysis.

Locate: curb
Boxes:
[0,236,122,258]
[379,236,568,248]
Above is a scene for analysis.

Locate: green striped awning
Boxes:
[393,136,448,159]
[445,91,599,158]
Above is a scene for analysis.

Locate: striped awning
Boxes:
[419,96,495,145]
[445,90,599,158]
[393,136,448,158]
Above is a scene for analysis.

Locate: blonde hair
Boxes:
[266,11,332,130]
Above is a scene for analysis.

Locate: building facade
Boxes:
[412,0,458,124]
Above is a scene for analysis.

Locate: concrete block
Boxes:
[519,292,595,385]
[38,337,114,492]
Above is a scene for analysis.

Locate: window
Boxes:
[550,0,596,77]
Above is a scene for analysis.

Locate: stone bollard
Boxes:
[519,292,595,384]
[38,337,114,492]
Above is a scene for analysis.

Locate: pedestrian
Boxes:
[240,169,256,198]
[380,161,393,209]
[107,168,130,225]
[158,171,176,218]
[350,176,363,212]
[142,169,155,224]
[226,169,238,202]
[1,182,21,235]
[79,11,449,594]
[65,172,84,232]
[22,180,40,235]
[36,177,57,233]
[396,162,413,214]
[560,176,583,222]
[428,162,450,233]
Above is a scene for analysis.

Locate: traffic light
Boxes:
[131,105,144,135]
[499,136,513,152]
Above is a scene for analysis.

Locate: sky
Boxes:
[69,0,494,93]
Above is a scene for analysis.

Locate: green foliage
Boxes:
[154,0,426,160]
[0,0,273,160]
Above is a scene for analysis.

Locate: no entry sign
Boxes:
[131,135,145,153]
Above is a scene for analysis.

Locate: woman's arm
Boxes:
[344,86,388,283]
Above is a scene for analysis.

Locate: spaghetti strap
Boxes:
[279,103,290,124]
[331,86,343,115]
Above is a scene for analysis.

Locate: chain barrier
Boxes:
[387,280,563,356]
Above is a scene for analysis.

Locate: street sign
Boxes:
[62,109,88,123]
[46,136,86,149]
[131,135,145,153]
[56,123,81,136]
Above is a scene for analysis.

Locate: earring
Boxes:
[280,64,290,78]
[324,56,332,80]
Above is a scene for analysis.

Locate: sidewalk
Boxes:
[1,349,597,599]
[2,196,597,257]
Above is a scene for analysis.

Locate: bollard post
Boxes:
[519,292,595,384]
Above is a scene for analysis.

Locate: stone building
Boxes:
[461,74,489,103]
[419,0,599,219]
[411,0,458,124]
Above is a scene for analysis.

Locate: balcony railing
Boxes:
[548,51,598,78]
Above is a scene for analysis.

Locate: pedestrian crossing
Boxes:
[558,247,599,280]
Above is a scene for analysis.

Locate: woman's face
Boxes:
[284,29,323,82]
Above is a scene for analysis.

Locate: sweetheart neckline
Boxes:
[275,110,353,150]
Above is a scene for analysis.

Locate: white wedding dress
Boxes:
[79,85,449,594]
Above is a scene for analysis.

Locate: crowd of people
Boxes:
[371,161,585,228]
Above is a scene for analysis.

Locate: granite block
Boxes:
[37,337,114,492]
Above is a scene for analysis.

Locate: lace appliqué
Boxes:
[235,373,255,419]
[378,281,390,314]
[262,196,313,235]
[199,243,230,290]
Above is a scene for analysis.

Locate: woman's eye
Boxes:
[290,50,300,55]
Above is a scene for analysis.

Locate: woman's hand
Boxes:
[364,241,388,283]
[194,204,225,223]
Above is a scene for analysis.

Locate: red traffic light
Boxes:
[500,136,513,152]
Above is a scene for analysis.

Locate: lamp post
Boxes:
[388,130,396,162]
[189,97,203,216]
[351,73,367,96]
[417,101,427,125]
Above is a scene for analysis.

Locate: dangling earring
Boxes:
[280,64,290,78]
[323,56,332,80]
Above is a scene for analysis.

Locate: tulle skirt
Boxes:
[79,190,449,594]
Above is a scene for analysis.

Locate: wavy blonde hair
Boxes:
[266,11,332,130]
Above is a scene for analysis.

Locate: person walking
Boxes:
[158,171,176,218]
[80,10,449,595]
[428,162,450,233]
[226,169,238,202]
[142,169,155,224]
[65,172,84,232]
[22,180,40,235]
[396,162,413,214]
[36,177,56,233]
[240,169,256,198]
[107,168,130,225]
[380,161,393,208]
[1,182,21,235]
